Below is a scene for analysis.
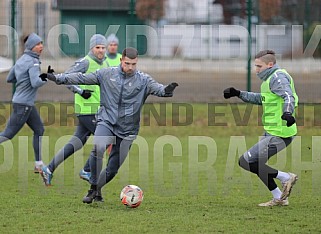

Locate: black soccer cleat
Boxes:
[82,189,97,204]
[94,189,104,202]
[94,195,104,203]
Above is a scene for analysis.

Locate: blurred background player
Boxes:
[223,49,298,207]
[105,34,122,66]
[40,34,109,185]
[1,33,47,173]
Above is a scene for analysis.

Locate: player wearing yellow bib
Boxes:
[223,50,298,207]
[106,34,122,67]
[40,34,108,186]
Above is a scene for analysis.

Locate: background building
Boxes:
[1,0,320,59]
[0,0,321,102]
[0,0,59,57]
[52,0,145,57]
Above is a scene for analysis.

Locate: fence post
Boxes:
[11,0,16,95]
[246,0,252,92]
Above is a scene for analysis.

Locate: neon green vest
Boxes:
[261,69,298,137]
[74,55,108,114]
[106,53,122,67]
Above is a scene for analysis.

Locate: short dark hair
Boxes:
[23,35,29,44]
[122,47,138,59]
[255,50,276,64]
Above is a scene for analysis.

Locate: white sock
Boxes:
[271,187,282,199]
[276,171,290,183]
[35,160,43,166]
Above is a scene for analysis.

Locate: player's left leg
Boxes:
[265,135,298,200]
[26,106,45,172]
[0,103,31,143]
[94,137,133,202]
[83,123,115,204]
[239,133,297,206]
[77,114,97,180]
[97,136,132,188]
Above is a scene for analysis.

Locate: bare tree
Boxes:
[136,0,165,21]
[215,0,246,24]
[259,0,282,24]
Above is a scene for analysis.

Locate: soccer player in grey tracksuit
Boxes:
[40,47,178,203]
[40,34,109,185]
[224,50,298,207]
[1,33,47,172]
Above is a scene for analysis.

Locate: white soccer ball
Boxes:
[120,185,144,208]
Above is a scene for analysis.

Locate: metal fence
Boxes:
[0,0,320,103]
[1,1,320,58]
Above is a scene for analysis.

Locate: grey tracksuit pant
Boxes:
[239,132,294,191]
[0,103,44,161]
[89,122,133,188]
[48,114,96,173]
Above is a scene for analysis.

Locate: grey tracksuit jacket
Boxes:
[6,50,46,106]
[53,65,170,138]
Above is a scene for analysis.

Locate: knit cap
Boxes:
[25,33,42,50]
[106,34,119,45]
[90,34,107,49]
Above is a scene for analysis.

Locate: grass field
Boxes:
[0,103,321,233]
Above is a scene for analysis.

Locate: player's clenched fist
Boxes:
[39,65,56,81]
[164,82,178,97]
[223,87,240,99]
[39,73,56,82]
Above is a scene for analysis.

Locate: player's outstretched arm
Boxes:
[224,87,262,105]
[146,74,178,97]
[65,59,90,95]
[39,72,56,82]
[39,70,100,85]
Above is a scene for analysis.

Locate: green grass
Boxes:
[0,103,321,233]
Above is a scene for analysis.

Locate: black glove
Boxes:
[223,87,240,99]
[281,112,296,127]
[165,82,178,94]
[39,65,55,81]
[80,89,93,99]
[39,73,56,82]
[39,73,47,81]
[47,65,55,73]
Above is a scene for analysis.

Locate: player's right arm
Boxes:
[223,87,262,105]
[239,91,262,105]
[53,69,102,85]
[6,65,16,83]
[65,58,89,95]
